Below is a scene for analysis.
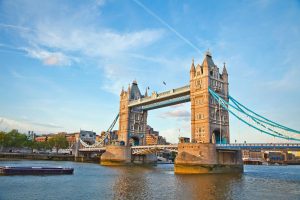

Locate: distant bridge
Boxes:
[78,143,300,154]
[217,143,300,151]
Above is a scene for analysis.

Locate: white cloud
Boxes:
[160,123,190,144]
[16,21,165,92]
[95,0,106,7]
[0,116,63,134]
[23,48,72,66]
[0,23,32,32]
[1,0,166,89]
[161,110,190,120]
[30,26,165,58]
[11,70,26,79]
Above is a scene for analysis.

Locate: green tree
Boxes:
[48,134,69,154]
[6,130,27,149]
[39,141,51,151]
[25,140,38,153]
[0,131,6,152]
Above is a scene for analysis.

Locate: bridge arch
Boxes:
[129,136,140,146]
[212,128,227,144]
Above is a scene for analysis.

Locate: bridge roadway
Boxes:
[128,85,190,110]
[127,84,225,110]
[78,143,300,154]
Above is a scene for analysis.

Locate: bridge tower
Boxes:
[175,51,243,174]
[190,51,230,144]
[119,80,148,146]
[101,81,150,165]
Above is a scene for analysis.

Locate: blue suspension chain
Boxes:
[209,88,300,136]
[208,88,300,141]
[229,96,300,134]
[230,99,286,137]
[209,90,288,138]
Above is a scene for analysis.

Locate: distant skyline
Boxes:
[0,0,300,143]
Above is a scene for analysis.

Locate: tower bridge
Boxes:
[76,51,300,174]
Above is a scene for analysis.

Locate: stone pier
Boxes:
[132,154,157,164]
[174,143,243,174]
[100,146,157,165]
[100,146,132,165]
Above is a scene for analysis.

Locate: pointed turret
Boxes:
[222,62,228,75]
[200,50,214,76]
[127,83,131,95]
[120,86,124,96]
[190,58,195,78]
[202,50,215,68]
[222,62,229,97]
[190,58,195,72]
[145,87,148,97]
[129,80,141,100]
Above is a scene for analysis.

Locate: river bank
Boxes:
[0,153,74,161]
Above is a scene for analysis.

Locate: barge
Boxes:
[0,166,74,175]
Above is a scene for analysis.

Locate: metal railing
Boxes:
[217,143,300,149]
[131,144,178,155]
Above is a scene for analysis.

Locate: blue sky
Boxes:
[0,0,300,143]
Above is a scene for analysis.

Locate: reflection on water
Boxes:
[0,161,299,200]
[174,173,242,200]
[112,166,152,199]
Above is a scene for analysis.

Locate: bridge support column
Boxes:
[74,139,85,162]
[132,154,157,164]
[100,145,132,165]
[174,143,243,174]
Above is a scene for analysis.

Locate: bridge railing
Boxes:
[131,144,178,155]
[217,143,300,150]
[158,90,171,97]
[217,143,300,147]
[173,85,190,93]
[131,144,178,149]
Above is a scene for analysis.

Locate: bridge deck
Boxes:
[79,143,300,153]
[217,143,300,150]
[128,85,190,108]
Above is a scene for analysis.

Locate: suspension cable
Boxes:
[208,88,300,141]
[209,88,300,137]
[80,114,119,148]
[229,96,300,134]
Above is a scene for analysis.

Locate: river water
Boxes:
[0,160,299,200]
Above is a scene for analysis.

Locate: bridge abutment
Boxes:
[174,143,243,174]
[132,154,157,164]
[100,146,158,165]
[100,145,132,165]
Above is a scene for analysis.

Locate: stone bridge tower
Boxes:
[190,51,229,144]
[175,51,243,174]
[118,80,148,146]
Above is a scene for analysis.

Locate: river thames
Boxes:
[0,160,299,200]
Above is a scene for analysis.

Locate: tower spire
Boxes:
[127,83,131,93]
[222,62,228,75]
[190,58,195,72]
[190,58,196,78]
[120,86,124,95]
[202,50,214,68]
[145,87,148,97]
